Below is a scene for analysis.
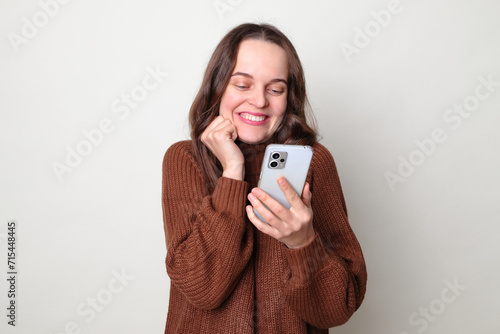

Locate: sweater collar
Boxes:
[237,140,269,178]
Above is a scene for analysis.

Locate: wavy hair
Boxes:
[189,23,318,192]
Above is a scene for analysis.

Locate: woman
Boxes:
[162,23,367,333]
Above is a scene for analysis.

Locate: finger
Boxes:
[211,118,237,140]
[210,118,232,134]
[246,205,280,239]
[301,182,312,207]
[276,177,304,209]
[247,192,279,226]
[217,120,238,141]
[204,120,237,146]
[205,115,225,132]
[201,116,225,142]
[229,122,238,140]
[249,188,290,224]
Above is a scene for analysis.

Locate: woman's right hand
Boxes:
[201,116,245,180]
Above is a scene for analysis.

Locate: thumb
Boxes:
[228,122,238,141]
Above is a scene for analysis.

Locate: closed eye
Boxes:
[268,88,285,95]
[235,85,249,90]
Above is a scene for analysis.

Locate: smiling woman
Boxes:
[161,23,367,333]
[219,39,289,145]
[189,23,318,190]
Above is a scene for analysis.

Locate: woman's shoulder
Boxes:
[309,141,347,210]
[311,141,336,166]
[163,140,198,170]
[165,140,193,156]
[309,141,345,181]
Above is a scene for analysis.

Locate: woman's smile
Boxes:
[218,39,289,144]
[237,112,270,125]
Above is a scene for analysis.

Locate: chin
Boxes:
[237,132,271,145]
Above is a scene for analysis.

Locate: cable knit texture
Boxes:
[162,140,367,333]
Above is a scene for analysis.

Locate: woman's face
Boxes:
[219,39,289,144]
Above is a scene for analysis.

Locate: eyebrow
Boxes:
[231,72,287,85]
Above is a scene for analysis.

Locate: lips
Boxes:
[240,112,266,121]
[237,112,270,125]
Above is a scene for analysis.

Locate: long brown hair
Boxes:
[189,23,318,192]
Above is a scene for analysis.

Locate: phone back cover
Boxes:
[257,144,313,211]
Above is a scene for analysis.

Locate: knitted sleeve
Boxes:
[281,143,367,328]
[161,141,254,310]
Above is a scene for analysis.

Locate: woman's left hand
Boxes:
[246,177,315,249]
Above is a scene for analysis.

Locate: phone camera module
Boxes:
[268,150,287,169]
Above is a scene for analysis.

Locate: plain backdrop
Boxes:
[1,0,499,333]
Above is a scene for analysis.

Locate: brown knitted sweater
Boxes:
[161,140,367,333]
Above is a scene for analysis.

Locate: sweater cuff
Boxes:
[211,176,249,217]
[283,233,331,283]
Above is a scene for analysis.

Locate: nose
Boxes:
[248,88,268,109]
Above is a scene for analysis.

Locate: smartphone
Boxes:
[254,144,314,223]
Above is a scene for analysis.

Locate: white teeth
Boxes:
[241,113,266,122]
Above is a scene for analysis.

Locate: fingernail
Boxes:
[278,177,285,185]
[252,188,261,196]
